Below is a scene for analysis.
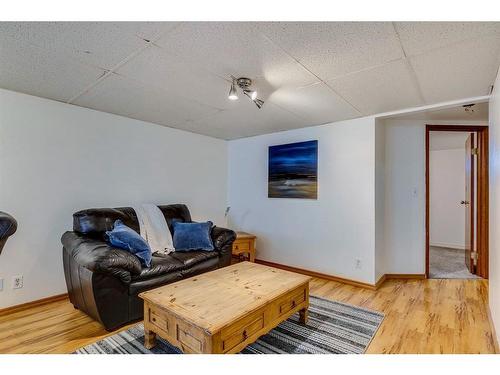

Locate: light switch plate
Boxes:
[0,278,4,291]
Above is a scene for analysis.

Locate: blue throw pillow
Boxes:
[106,220,152,267]
[173,221,214,252]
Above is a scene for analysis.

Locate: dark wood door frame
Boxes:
[464,133,475,273]
[425,125,489,279]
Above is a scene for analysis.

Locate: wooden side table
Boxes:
[232,232,256,262]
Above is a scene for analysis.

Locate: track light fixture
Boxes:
[227,76,265,109]
[254,99,264,109]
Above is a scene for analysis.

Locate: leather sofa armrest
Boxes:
[0,211,17,255]
[211,226,236,267]
[61,231,142,284]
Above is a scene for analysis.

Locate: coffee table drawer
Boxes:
[278,288,306,316]
[176,321,204,352]
[149,308,169,333]
[220,313,265,352]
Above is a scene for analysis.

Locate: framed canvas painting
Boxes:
[268,140,318,199]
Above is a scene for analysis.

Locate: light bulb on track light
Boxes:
[228,81,238,100]
[243,89,257,101]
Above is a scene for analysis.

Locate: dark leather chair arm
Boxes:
[61,231,142,284]
[0,211,17,255]
[211,226,236,267]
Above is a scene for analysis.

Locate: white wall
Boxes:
[228,117,377,284]
[429,148,466,249]
[383,119,426,274]
[375,119,386,281]
[489,69,500,344]
[0,88,228,308]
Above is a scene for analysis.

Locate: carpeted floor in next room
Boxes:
[429,246,481,279]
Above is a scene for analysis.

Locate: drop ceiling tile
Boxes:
[328,59,424,115]
[116,45,232,110]
[268,83,360,125]
[0,33,105,102]
[153,22,318,90]
[189,100,306,139]
[0,22,178,70]
[395,22,500,56]
[410,35,500,103]
[73,73,220,126]
[71,74,139,117]
[258,22,404,81]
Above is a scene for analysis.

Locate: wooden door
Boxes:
[464,133,474,273]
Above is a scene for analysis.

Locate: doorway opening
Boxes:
[425,125,489,279]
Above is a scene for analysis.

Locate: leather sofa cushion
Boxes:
[129,271,183,296]
[170,250,219,267]
[73,204,192,238]
[132,254,185,281]
[157,205,192,234]
[128,257,219,296]
[180,256,219,279]
[132,251,219,283]
[73,207,139,237]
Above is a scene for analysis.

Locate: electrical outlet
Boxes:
[0,278,3,291]
[12,275,23,289]
[355,259,362,269]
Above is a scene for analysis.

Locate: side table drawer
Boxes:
[233,241,250,252]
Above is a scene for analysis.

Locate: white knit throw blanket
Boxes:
[133,204,175,255]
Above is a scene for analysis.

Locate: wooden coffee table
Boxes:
[139,261,311,354]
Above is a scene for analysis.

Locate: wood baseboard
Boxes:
[375,274,387,289]
[0,293,68,316]
[256,259,428,290]
[255,259,379,290]
[385,274,426,279]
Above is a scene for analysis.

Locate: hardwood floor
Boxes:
[0,277,496,354]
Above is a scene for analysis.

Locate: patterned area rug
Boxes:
[75,296,384,354]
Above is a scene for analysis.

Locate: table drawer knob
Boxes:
[243,330,247,339]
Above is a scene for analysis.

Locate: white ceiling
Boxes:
[0,22,499,140]
[430,131,471,151]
